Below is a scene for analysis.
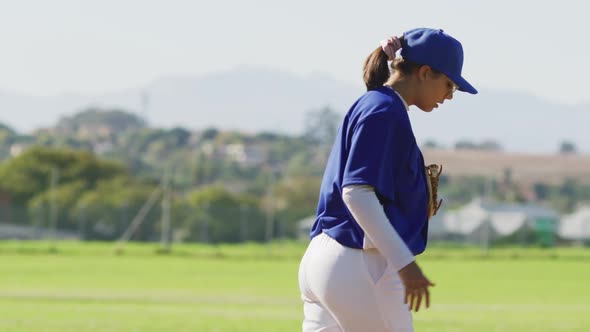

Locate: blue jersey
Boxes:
[310,86,430,255]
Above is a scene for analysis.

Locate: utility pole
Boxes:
[480,177,493,255]
[240,203,248,243]
[265,168,275,243]
[200,201,210,243]
[78,202,86,241]
[160,167,172,251]
[49,167,59,250]
[481,217,490,256]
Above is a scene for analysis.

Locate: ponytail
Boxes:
[362,47,390,91]
[362,35,404,91]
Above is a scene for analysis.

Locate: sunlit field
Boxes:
[0,241,588,331]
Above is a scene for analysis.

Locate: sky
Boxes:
[0,0,589,106]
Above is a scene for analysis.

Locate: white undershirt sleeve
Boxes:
[342,184,415,272]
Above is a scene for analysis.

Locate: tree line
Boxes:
[0,107,587,243]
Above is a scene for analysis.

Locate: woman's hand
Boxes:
[398,261,435,312]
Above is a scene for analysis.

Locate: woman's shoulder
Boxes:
[358,87,405,113]
[350,87,408,123]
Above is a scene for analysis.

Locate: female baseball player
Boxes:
[298,28,477,331]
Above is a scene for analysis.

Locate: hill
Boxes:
[0,66,588,153]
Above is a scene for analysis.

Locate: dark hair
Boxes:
[362,45,390,91]
[362,35,440,91]
[392,57,422,76]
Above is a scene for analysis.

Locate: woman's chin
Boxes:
[417,105,436,113]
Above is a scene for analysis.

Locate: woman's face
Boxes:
[414,66,458,113]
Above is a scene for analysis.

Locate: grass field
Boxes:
[0,241,589,331]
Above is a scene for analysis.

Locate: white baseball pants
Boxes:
[298,232,414,332]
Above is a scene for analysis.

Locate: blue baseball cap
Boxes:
[401,28,477,94]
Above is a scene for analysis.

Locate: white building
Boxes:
[298,198,561,246]
[559,206,590,242]
[0,222,79,240]
[436,198,559,245]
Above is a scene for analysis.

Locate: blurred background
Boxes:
[0,1,588,331]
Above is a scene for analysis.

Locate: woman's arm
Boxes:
[341,184,414,271]
[342,184,435,311]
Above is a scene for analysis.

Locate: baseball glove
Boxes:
[425,164,443,220]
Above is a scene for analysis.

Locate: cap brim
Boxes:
[451,75,478,94]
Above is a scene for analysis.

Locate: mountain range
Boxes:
[0,65,588,154]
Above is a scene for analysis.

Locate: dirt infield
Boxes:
[422,149,590,184]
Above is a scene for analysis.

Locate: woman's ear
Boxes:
[417,65,431,82]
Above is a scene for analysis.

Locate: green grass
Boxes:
[0,241,589,331]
